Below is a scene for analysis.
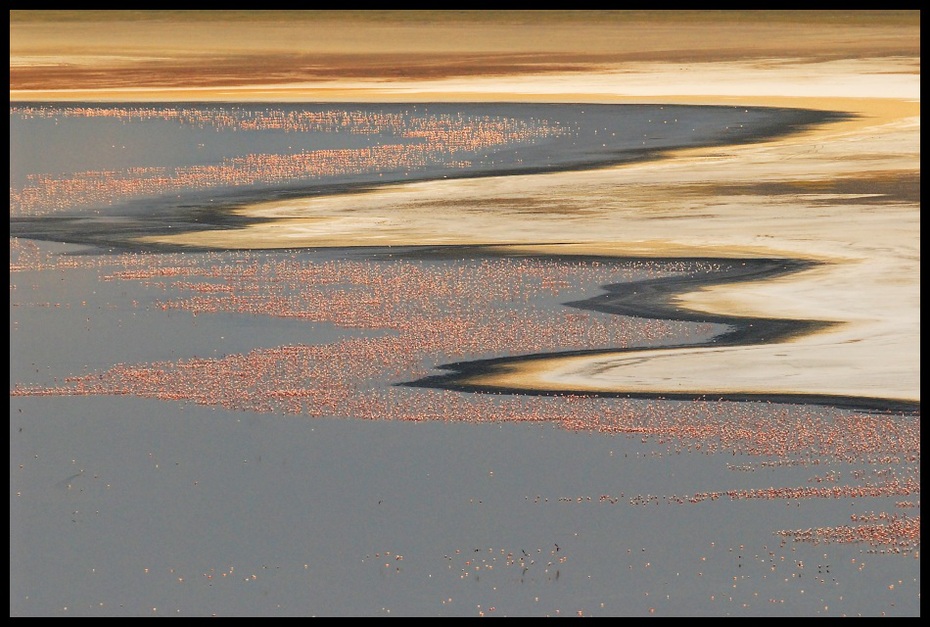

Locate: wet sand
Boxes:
[10,10,920,409]
[406,255,918,415]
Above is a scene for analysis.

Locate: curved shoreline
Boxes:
[9,102,846,252]
[402,254,918,415]
[9,13,921,618]
[9,98,920,412]
[8,48,920,417]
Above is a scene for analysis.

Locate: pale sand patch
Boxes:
[143,94,919,251]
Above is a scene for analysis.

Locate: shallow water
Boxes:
[10,102,919,616]
[10,102,841,243]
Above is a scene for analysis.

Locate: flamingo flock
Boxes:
[11,104,567,217]
[776,514,919,553]
[12,104,567,140]
[10,240,919,553]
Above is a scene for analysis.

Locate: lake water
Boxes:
[10,102,918,616]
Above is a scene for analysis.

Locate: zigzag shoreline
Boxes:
[402,252,920,415]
